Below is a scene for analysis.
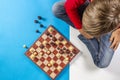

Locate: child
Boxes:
[52,0,120,68]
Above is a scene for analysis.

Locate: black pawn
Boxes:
[40,24,44,28]
[38,16,42,20]
[34,20,39,23]
[36,30,40,33]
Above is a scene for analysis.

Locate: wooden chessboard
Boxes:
[25,25,80,79]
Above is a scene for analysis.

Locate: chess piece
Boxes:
[47,63,52,67]
[72,49,77,54]
[33,52,38,56]
[30,54,35,60]
[52,37,57,41]
[40,51,44,56]
[70,53,73,57]
[49,35,52,37]
[59,37,64,41]
[46,31,50,36]
[50,60,54,65]
[65,57,69,61]
[34,20,40,23]
[23,44,28,49]
[57,66,62,71]
[40,44,44,49]
[66,49,70,54]
[40,24,44,28]
[47,50,51,55]
[63,47,66,50]
[59,50,64,54]
[36,30,40,33]
[56,54,61,58]
[38,16,42,20]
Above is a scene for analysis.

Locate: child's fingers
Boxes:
[110,37,119,50]
[110,39,116,49]
[109,34,114,42]
[113,42,119,50]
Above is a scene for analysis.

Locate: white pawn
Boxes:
[23,44,28,49]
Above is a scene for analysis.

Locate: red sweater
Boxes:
[65,0,91,29]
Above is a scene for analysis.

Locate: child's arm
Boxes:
[65,0,86,29]
[110,28,120,50]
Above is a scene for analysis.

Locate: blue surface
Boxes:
[0,0,69,80]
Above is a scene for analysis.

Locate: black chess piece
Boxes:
[38,16,42,20]
[34,20,40,24]
[36,29,40,33]
[40,24,44,28]
[38,16,46,21]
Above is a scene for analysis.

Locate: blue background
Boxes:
[0,0,69,80]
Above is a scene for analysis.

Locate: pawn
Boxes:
[57,66,62,71]
[40,51,44,56]
[65,57,69,61]
[47,63,52,67]
[40,24,44,28]
[23,44,28,49]
[50,60,54,65]
[36,30,40,33]
[46,50,51,55]
[34,20,39,24]
[56,54,61,58]
[38,16,42,20]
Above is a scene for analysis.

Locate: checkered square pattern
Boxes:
[25,25,80,79]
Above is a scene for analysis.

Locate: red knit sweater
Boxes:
[65,0,91,29]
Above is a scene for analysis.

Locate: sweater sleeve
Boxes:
[65,0,86,29]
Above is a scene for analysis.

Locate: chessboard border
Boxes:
[25,25,80,79]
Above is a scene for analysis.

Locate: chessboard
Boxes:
[25,25,80,79]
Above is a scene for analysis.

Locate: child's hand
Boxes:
[79,29,94,39]
[110,28,120,50]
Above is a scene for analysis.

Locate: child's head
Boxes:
[82,0,120,37]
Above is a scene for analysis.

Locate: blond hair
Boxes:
[82,0,120,37]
